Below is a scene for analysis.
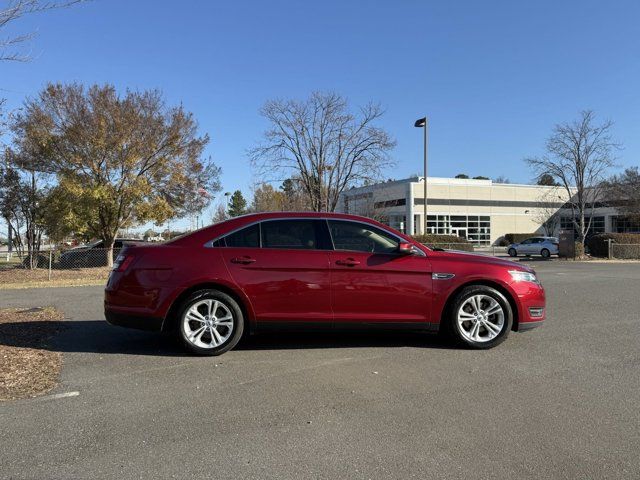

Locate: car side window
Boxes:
[521,239,532,244]
[261,220,322,250]
[328,220,399,254]
[223,224,260,248]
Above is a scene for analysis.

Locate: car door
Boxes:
[327,219,433,326]
[519,238,534,254]
[529,238,544,255]
[218,219,333,328]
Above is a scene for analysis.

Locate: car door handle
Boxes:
[336,258,360,266]
[231,256,256,265]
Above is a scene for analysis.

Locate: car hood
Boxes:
[430,249,534,272]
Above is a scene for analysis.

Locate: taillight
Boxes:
[553,242,559,247]
[113,254,134,272]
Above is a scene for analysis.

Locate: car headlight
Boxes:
[509,270,539,284]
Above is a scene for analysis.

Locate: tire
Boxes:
[177,289,244,356]
[541,248,550,259]
[508,248,517,257]
[445,285,513,349]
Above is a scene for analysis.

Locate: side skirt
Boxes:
[256,321,440,333]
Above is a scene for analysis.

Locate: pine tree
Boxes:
[227,190,247,217]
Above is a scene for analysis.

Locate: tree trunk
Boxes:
[105,237,116,268]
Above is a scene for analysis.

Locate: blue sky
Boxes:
[2,0,639,228]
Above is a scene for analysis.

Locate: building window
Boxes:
[374,198,406,209]
[425,215,491,245]
[388,215,406,233]
[612,216,640,233]
[560,216,605,237]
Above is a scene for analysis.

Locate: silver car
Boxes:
[508,236,559,258]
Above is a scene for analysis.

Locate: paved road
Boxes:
[1,262,639,479]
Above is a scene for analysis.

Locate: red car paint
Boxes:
[104,212,545,334]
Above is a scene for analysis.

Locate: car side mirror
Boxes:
[397,242,415,255]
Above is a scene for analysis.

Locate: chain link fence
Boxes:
[610,243,640,259]
[0,247,114,288]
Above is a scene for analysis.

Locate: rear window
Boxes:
[224,224,260,248]
[261,220,319,249]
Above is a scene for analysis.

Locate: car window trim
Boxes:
[204,216,425,256]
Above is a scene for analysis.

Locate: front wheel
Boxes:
[177,290,244,355]
[508,248,517,257]
[445,286,513,349]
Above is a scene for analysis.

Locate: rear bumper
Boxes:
[104,307,163,332]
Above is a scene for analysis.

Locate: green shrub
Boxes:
[411,234,474,252]
[586,233,640,258]
[504,233,537,244]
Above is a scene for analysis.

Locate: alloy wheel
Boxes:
[182,299,234,349]
[456,294,505,343]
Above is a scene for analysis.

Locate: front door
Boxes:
[327,220,433,326]
[218,219,332,327]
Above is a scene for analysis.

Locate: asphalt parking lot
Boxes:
[1,261,639,479]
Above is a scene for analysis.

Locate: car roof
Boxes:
[518,236,556,243]
[169,212,418,248]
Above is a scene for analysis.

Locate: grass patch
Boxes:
[0,307,66,401]
[0,266,110,289]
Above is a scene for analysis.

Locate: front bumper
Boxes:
[509,278,546,332]
[517,319,544,332]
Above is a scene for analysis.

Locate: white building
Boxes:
[338,176,638,245]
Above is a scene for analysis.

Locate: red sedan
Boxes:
[105,212,545,355]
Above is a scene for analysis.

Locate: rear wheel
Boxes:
[508,248,517,257]
[541,248,550,258]
[177,290,244,356]
[446,285,513,349]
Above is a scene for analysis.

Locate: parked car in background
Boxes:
[59,238,141,268]
[508,237,559,258]
[105,212,546,355]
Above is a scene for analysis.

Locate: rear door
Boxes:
[327,219,432,326]
[218,219,333,328]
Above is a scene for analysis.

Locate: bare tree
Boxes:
[1,0,86,62]
[250,92,395,212]
[526,111,619,245]
[0,161,49,266]
[533,187,563,237]
[603,167,640,222]
[211,202,228,224]
[279,177,311,211]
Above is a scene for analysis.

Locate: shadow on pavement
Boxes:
[0,320,455,355]
[237,330,453,351]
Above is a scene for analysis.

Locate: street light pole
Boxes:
[414,117,428,234]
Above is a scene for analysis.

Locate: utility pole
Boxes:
[414,117,428,234]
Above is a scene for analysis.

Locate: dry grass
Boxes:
[0,307,66,401]
[0,266,110,289]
